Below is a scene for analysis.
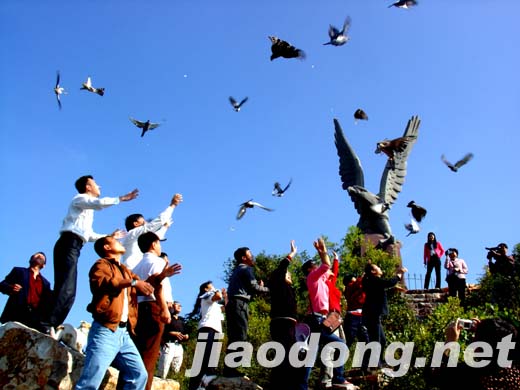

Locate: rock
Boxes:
[207,376,263,390]
[0,322,179,390]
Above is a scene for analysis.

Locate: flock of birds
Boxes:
[51,0,474,230]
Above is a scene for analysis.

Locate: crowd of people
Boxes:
[1,175,519,390]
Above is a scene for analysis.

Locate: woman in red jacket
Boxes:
[423,232,445,289]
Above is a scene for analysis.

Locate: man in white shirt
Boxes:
[47,175,138,330]
[132,232,182,390]
[121,193,182,270]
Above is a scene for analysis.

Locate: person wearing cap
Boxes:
[131,231,182,390]
[487,243,515,276]
[48,175,139,331]
[76,235,178,390]
[0,252,52,332]
[121,193,182,270]
[223,246,270,378]
[302,238,357,390]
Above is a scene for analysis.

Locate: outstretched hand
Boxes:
[313,237,327,254]
[163,263,182,278]
[111,229,126,239]
[135,280,154,296]
[171,193,183,206]
[289,240,297,259]
[120,189,139,202]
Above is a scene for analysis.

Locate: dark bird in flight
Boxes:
[237,200,274,220]
[229,96,248,112]
[80,76,105,96]
[389,0,418,8]
[323,16,351,46]
[335,115,420,243]
[129,118,161,137]
[441,153,474,172]
[54,71,67,110]
[404,218,420,236]
[268,36,305,61]
[407,200,427,222]
[376,136,416,168]
[354,109,368,122]
[272,179,292,197]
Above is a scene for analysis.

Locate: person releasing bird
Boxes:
[407,200,427,222]
[354,109,368,122]
[80,76,105,96]
[404,218,420,236]
[323,16,351,46]
[129,117,161,137]
[389,0,418,9]
[272,179,292,197]
[229,96,248,112]
[54,71,67,110]
[441,153,474,172]
[237,200,274,220]
[376,135,416,169]
[268,36,305,61]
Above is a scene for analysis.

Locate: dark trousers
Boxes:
[447,276,466,306]
[49,231,83,326]
[188,327,218,390]
[270,318,306,390]
[425,255,441,289]
[223,298,249,375]
[133,301,165,390]
[362,314,386,368]
[344,313,369,348]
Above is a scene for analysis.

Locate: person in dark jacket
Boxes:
[223,246,269,378]
[0,252,52,332]
[268,240,306,390]
[362,262,407,368]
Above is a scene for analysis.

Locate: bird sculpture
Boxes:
[441,153,474,172]
[407,200,427,222]
[237,200,274,220]
[80,76,105,96]
[272,179,292,197]
[375,135,416,168]
[389,0,418,9]
[404,218,420,236]
[354,109,368,122]
[54,71,67,110]
[129,118,161,137]
[323,16,351,46]
[334,115,420,243]
[268,36,305,61]
[229,96,248,112]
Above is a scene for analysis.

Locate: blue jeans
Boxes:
[76,321,147,390]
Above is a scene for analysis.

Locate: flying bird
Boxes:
[407,200,427,222]
[272,179,292,197]
[334,115,420,243]
[129,118,161,137]
[354,109,368,122]
[54,71,67,110]
[237,200,274,220]
[441,153,474,172]
[389,0,418,8]
[323,16,351,46]
[376,136,416,168]
[80,76,105,96]
[404,218,420,236]
[268,36,305,61]
[229,96,248,112]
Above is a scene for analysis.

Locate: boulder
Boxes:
[0,322,179,390]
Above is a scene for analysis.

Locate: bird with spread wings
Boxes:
[334,115,420,241]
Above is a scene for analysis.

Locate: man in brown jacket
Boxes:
[75,235,180,390]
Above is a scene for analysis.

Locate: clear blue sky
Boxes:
[1,1,519,327]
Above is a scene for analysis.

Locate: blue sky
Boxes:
[1,1,519,327]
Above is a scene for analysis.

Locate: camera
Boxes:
[457,318,474,330]
[485,246,499,252]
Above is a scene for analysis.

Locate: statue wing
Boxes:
[378,115,420,205]
[334,118,366,214]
